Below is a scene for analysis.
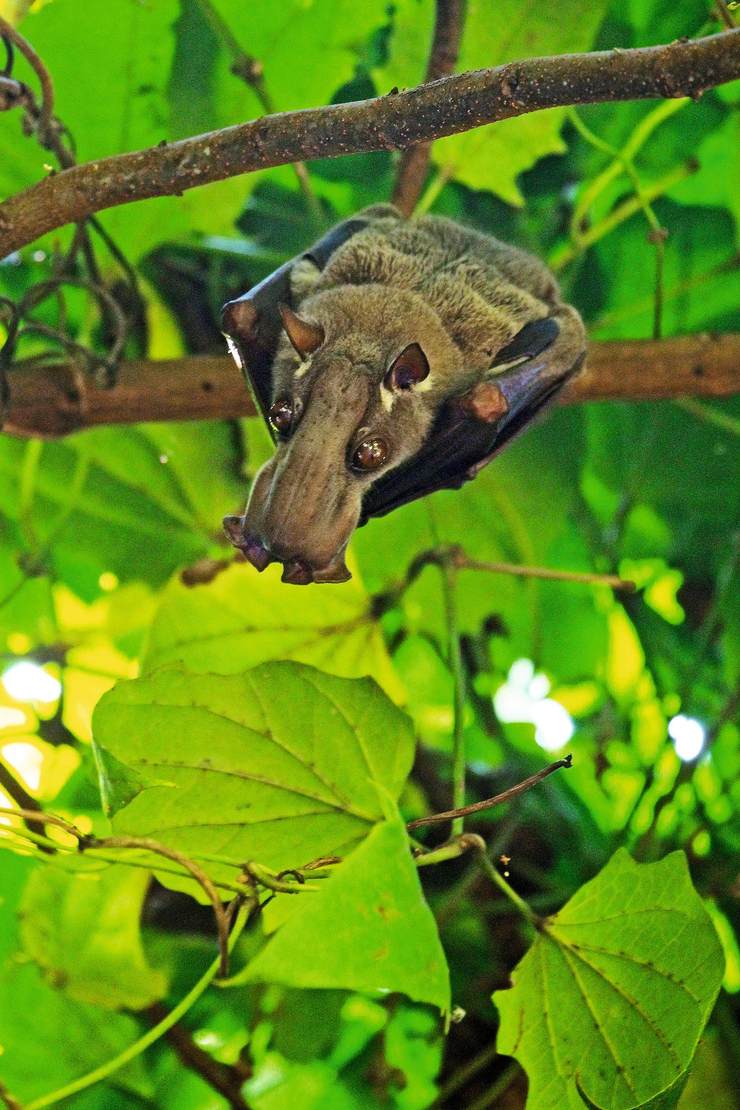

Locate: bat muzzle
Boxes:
[224,455,360,586]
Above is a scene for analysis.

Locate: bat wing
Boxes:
[221,216,371,431]
[360,317,583,523]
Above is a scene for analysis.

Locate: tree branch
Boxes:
[0,29,738,256]
[2,333,737,438]
[391,0,467,215]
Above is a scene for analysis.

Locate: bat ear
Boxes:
[384,342,430,391]
[278,302,325,357]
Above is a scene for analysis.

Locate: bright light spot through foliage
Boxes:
[668,714,706,761]
[1,662,62,705]
[494,658,575,751]
[2,742,43,790]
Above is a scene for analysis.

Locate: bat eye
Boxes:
[269,397,294,436]
[352,437,388,473]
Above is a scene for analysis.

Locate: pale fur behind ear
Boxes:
[290,257,322,299]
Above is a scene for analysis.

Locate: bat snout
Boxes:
[223,462,357,586]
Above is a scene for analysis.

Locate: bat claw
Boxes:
[457,381,509,423]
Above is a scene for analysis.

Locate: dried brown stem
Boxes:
[407,755,572,830]
[392,0,467,215]
[0,29,738,255]
[0,16,54,139]
[3,333,738,438]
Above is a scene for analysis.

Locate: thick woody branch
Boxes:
[392,0,467,215]
[0,30,738,256]
[2,333,737,439]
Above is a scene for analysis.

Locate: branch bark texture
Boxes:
[0,30,738,256]
[3,334,738,438]
[391,0,467,215]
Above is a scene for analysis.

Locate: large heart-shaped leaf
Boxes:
[493,849,724,1109]
[144,561,404,700]
[92,662,415,889]
[237,816,450,1014]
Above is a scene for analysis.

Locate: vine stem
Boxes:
[476,849,540,928]
[442,559,467,837]
[25,902,254,1110]
[550,161,695,271]
[0,824,253,896]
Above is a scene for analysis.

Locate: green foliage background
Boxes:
[0,1,738,1108]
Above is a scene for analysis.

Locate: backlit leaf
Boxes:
[92,662,415,887]
[494,849,725,1109]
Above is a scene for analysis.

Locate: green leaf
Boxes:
[0,963,152,1103]
[238,816,450,1013]
[494,849,725,1110]
[92,662,415,884]
[144,561,404,701]
[19,864,167,1010]
[0,854,150,1103]
[378,0,609,205]
[0,422,243,600]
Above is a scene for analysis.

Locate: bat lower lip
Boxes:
[281,559,314,585]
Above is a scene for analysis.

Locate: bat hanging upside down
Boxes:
[221,204,586,585]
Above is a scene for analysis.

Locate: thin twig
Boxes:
[440,559,467,836]
[0,760,52,849]
[452,552,635,591]
[432,1042,501,1108]
[476,849,540,928]
[392,0,467,215]
[1,29,738,254]
[407,755,572,829]
[465,1061,521,1110]
[0,806,231,974]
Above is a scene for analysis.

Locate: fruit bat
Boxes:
[221,204,586,585]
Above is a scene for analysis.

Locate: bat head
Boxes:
[223,285,462,584]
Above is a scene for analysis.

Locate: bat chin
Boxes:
[222,514,351,585]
